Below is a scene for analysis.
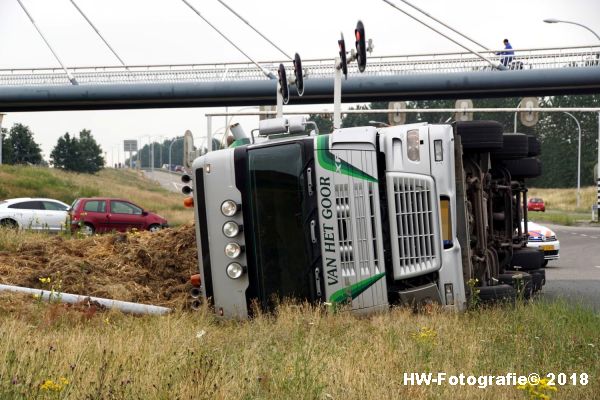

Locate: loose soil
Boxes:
[0,226,198,309]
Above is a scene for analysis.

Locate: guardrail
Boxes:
[1,45,599,87]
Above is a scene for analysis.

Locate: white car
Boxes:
[524,221,560,267]
[0,198,70,232]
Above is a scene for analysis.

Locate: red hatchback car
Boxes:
[527,197,546,212]
[69,198,168,235]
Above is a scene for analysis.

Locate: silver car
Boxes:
[0,198,70,232]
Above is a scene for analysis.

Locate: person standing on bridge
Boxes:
[496,39,515,67]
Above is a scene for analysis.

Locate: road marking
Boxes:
[581,234,588,237]
[591,236,598,239]
[595,266,600,269]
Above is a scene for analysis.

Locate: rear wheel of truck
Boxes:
[527,135,541,157]
[454,120,503,151]
[510,247,544,271]
[478,284,516,303]
[527,268,546,292]
[503,157,542,179]
[498,271,534,299]
[491,133,529,160]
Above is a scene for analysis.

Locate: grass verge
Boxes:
[0,165,192,226]
[0,299,597,399]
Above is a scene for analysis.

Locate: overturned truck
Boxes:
[186,118,545,318]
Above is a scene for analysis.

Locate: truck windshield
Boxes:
[247,143,311,307]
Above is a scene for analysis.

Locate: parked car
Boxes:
[69,198,168,235]
[524,221,560,267]
[0,198,69,232]
[527,197,545,212]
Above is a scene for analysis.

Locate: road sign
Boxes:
[124,140,137,152]
[388,101,406,125]
[519,97,539,127]
[455,99,473,121]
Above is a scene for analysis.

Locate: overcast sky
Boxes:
[1,0,599,164]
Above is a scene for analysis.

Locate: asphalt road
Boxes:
[538,223,600,311]
[143,169,186,194]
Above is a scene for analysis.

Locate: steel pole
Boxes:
[0,113,4,165]
[562,112,582,207]
[169,137,183,170]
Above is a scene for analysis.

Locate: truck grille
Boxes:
[335,182,382,282]
[386,173,441,279]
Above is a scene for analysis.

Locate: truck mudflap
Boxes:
[315,133,389,313]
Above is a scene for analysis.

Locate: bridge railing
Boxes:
[1,45,598,86]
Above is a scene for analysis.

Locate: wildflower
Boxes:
[39,277,51,284]
[411,327,437,344]
[196,329,206,339]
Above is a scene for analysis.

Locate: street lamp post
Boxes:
[561,112,582,208]
[0,113,5,165]
[545,18,600,219]
[169,137,184,171]
[543,18,600,41]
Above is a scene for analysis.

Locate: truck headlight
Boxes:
[407,129,420,162]
[221,200,239,217]
[223,221,240,237]
[226,262,246,279]
[225,242,243,258]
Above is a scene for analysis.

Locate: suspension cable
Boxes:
[216,0,291,59]
[179,0,275,79]
[381,0,501,69]
[396,0,490,51]
[69,0,127,67]
[15,0,78,84]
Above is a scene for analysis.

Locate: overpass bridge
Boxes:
[0,45,599,111]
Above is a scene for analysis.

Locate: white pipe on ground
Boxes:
[0,284,171,315]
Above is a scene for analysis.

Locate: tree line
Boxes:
[310,94,600,188]
[1,124,104,173]
[2,94,599,184]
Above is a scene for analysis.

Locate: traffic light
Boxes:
[355,20,366,73]
[278,63,289,104]
[293,53,304,96]
[338,33,348,79]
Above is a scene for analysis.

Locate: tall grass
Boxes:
[528,187,596,213]
[0,165,193,226]
[0,300,597,399]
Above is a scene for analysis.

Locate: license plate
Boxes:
[541,245,554,251]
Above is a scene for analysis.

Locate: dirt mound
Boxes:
[0,226,199,309]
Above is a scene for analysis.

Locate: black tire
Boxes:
[527,135,541,157]
[498,271,534,298]
[0,219,18,229]
[510,247,544,271]
[528,268,546,291]
[478,284,516,303]
[148,224,162,232]
[491,133,529,160]
[454,121,503,151]
[503,157,542,179]
[81,223,95,236]
[542,260,548,268]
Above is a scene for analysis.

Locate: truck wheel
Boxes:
[491,133,529,160]
[503,157,542,179]
[527,135,541,157]
[478,284,516,303]
[498,271,534,299]
[528,269,546,291]
[454,121,503,151]
[510,247,544,271]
